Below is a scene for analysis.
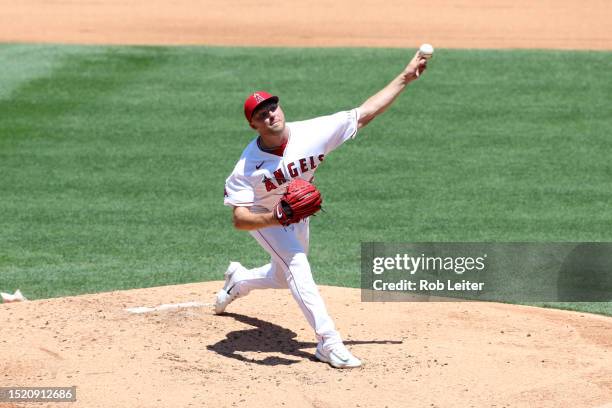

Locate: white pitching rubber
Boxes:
[126,301,213,314]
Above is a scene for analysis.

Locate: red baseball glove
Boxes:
[274,178,322,226]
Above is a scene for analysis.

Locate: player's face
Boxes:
[250,102,285,134]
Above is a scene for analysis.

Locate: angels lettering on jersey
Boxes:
[260,153,325,192]
[224,109,359,213]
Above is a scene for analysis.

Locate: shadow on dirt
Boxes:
[207,312,402,366]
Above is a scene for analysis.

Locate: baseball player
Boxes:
[217,49,430,369]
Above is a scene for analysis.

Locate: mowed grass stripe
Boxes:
[0,45,611,315]
[0,45,87,101]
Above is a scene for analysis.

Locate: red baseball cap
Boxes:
[244,91,279,121]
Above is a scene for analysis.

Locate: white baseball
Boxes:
[419,43,434,59]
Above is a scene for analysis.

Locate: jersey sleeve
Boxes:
[224,170,254,207]
[322,108,360,153]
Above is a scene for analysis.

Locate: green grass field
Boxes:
[1,44,611,315]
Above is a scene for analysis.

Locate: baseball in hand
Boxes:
[419,43,434,59]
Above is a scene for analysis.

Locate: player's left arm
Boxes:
[357,50,429,129]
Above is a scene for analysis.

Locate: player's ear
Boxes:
[249,121,256,130]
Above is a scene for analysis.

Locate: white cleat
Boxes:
[214,262,243,315]
[315,343,362,369]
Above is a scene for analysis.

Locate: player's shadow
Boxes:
[207,313,401,366]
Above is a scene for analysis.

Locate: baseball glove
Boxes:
[274,178,322,226]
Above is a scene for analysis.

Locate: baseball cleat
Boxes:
[315,343,362,369]
[214,262,243,314]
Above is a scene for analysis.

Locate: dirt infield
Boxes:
[1,0,611,50]
[1,283,611,408]
[1,1,612,407]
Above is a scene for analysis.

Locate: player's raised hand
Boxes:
[403,50,429,82]
[357,45,433,128]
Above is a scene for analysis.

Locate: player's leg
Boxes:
[215,216,308,310]
[214,260,287,314]
[251,221,342,347]
[269,219,361,368]
[233,260,289,292]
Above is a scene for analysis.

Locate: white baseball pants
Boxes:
[231,219,343,347]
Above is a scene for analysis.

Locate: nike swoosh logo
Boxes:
[255,161,264,169]
[276,206,283,219]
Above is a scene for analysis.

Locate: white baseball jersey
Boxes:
[224,109,360,213]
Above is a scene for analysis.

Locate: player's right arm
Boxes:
[357,50,429,129]
[232,206,279,230]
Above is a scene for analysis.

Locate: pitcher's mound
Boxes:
[1,282,611,408]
